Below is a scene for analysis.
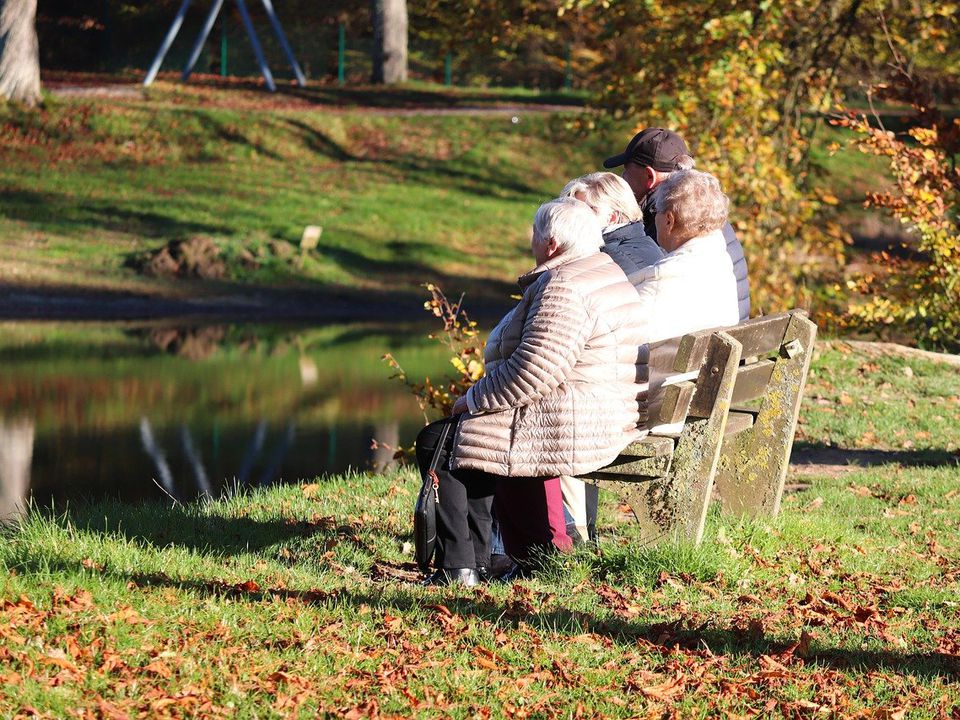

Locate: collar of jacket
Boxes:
[628,228,727,284]
[668,227,726,257]
[602,220,650,246]
[517,248,600,289]
[640,193,657,240]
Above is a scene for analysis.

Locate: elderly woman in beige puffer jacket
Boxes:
[416,197,649,587]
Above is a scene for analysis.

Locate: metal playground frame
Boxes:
[144,0,305,92]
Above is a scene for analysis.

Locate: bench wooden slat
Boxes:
[731,359,776,404]
[724,410,755,437]
[671,312,798,373]
[688,337,739,418]
[622,435,675,457]
[714,312,817,517]
[583,454,672,481]
[723,314,794,358]
[656,381,696,425]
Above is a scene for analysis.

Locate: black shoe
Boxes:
[489,553,515,577]
[422,568,481,587]
[494,563,533,583]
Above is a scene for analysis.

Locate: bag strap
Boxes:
[426,418,453,502]
[428,419,452,473]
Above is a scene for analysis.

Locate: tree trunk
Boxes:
[0,0,41,106]
[371,0,407,84]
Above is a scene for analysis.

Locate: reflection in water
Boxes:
[180,424,212,497]
[0,417,34,522]
[238,421,268,485]
[256,421,296,487]
[0,321,451,507]
[371,421,400,472]
[139,417,178,501]
[144,325,227,360]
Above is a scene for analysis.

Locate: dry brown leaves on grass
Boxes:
[2,584,957,718]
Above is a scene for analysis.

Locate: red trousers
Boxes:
[494,476,573,561]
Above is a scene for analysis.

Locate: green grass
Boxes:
[2,344,958,717]
[0,84,605,310]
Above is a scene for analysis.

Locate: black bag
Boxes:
[413,420,451,572]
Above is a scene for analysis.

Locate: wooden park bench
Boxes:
[580,310,817,545]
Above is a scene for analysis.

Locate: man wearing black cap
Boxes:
[604,128,751,321]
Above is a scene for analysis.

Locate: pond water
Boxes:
[0,321,452,519]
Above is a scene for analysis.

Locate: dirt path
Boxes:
[46,83,584,116]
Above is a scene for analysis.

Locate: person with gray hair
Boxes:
[629,169,740,345]
[561,171,664,285]
[604,127,751,321]
[651,169,730,252]
[415,197,651,586]
[557,172,664,544]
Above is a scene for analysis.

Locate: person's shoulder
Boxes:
[549,252,631,293]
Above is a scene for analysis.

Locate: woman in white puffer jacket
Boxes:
[416,197,649,586]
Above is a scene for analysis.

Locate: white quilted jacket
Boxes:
[451,250,648,477]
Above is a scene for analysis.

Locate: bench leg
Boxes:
[591,332,741,545]
[714,314,817,517]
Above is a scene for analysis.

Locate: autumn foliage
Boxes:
[382,283,485,420]
[832,35,960,350]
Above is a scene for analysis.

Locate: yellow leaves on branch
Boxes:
[383,285,486,445]
[831,92,960,349]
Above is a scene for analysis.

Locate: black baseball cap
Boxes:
[603,128,690,171]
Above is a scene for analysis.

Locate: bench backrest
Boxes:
[646,310,813,429]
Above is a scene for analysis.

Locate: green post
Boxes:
[220,18,228,76]
[564,43,573,92]
[337,23,346,85]
[444,52,452,86]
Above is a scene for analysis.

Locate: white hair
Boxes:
[561,172,641,224]
[651,169,729,243]
[532,197,603,256]
[560,177,590,198]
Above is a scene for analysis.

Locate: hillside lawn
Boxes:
[0,78,890,320]
[2,342,958,718]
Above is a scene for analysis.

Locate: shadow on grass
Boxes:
[9,488,959,680]
[791,442,960,470]
[282,117,548,201]
[176,77,588,109]
[12,544,958,680]
[54,501,338,556]
[277,85,587,110]
[0,189,229,239]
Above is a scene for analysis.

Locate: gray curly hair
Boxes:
[651,170,729,243]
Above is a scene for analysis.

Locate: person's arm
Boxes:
[465,279,592,414]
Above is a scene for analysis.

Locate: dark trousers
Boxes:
[415,417,573,569]
[415,417,495,569]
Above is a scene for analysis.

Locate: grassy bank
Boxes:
[0,80,897,318]
[2,344,958,717]
[0,82,606,312]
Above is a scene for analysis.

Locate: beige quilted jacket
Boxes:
[451,249,648,477]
